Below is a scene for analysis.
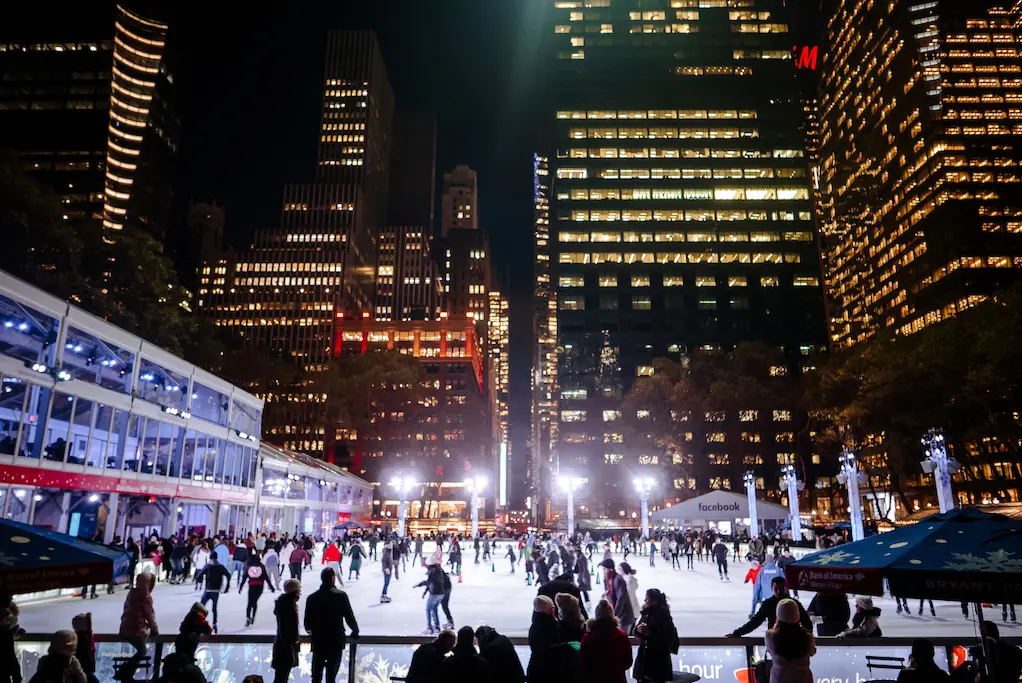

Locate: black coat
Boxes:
[478,633,526,683]
[807,593,851,636]
[407,642,447,683]
[633,603,676,683]
[537,573,589,619]
[527,611,561,683]
[304,585,359,652]
[439,646,490,683]
[272,593,300,671]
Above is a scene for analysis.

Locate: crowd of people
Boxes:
[5,526,1019,682]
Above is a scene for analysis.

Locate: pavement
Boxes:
[17,545,1017,638]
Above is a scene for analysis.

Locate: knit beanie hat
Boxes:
[191,602,209,616]
[776,598,800,624]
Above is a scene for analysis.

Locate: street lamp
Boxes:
[465,475,486,538]
[921,428,960,513]
[558,476,584,537]
[390,475,417,537]
[633,476,656,540]
[743,471,760,537]
[836,448,867,541]
[779,464,805,542]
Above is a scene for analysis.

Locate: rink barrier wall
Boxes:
[13,633,999,682]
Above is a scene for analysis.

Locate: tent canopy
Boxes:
[0,518,131,594]
[651,490,790,523]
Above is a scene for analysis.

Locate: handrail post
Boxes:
[153,640,164,681]
[348,637,358,682]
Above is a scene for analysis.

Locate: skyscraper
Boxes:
[0,5,180,242]
[440,165,479,236]
[819,0,1022,348]
[545,0,827,522]
[200,30,395,457]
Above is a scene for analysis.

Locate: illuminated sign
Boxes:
[793,45,818,70]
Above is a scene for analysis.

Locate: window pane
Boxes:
[229,401,261,436]
[87,404,113,468]
[107,409,129,470]
[0,294,60,366]
[222,442,236,486]
[181,429,197,480]
[140,418,159,474]
[168,425,184,478]
[43,392,74,462]
[62,326,135,393]
[136,360,189,412]
[154,421,172,478]
[192,382,229,427]
[0,376,27,456]
[68,397,94,466]
[122,415,145,472]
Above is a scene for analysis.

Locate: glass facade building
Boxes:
[819,0,1022,347]
[0,269,262,541]
[545,0,828,523]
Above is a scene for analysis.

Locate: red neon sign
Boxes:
[793,45,818,70]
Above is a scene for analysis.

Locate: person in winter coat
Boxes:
[70,614,96,683]
[415,562,447,635]
[117,571,158,682]
[322,541,343,586]
[288,545,310,582]
[580,599,633,683]
[1,592,25,683]
[807,592,851,637]
[749,536,765,560]
[896,638,950,683]
[712,540,730,581]
[476,626,526,683]
[174,602,212,661]
[27,630,86,683]
[633,589,677,683]
[304,568,359,683]
[439,626,490,683]
[527,595,560,683]
[262,547,280,589]
[271,579,301,683]
[407,629,456,683]
[744,558,763,616]
[727,577,811,637]
[599,559,634,635]
[765,598,816,683]
[533,552,549,587]
[555,593,585,642]
[239,555,276,627]
[194,554,231,633]
[573,548,592,601]
[538,571,590,620]
[619,563,641,627]
[230,543,249,585]
[380,542,395,603]
[838,597,883,638]
[347,541,365,581]
[191,543,211,591]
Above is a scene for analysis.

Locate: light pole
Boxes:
[465,475,486,538]
[633,476,656,540]
[836,448,866,541]
[743,471,760,537]
[390,475,416,537]
[558,476,583,537]
[921,428,960,513]
[779,464,805,542]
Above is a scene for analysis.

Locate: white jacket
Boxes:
[625,574,641,619]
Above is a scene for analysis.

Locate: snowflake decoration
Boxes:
[943,550,1022,573]
[0,552,19,568]
[810,550,858,566]
[356,651,410,683]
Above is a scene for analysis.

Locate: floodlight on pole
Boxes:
[390,475,417,537]
[465,475,487,538]
[559,476,583,537]
[922,428,959,513]
[743,471,760,536]
[779,464,805,542]
[837,448,866,541]
[633,476,656,540]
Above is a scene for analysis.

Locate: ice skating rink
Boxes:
[17,545,1009,638]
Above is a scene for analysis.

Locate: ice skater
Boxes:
[380,541,394,603]
[239,554,276,627]
[506,544,516,574]
[712,538,729,581]
[348,539,365,581]
[648,538,656,567]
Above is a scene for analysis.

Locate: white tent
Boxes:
[650,490,790,524]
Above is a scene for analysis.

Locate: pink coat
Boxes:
[119,572,159,637]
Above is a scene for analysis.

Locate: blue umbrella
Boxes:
[0,518,131,595]
[334,521,364,530]
[786,508,1022,602]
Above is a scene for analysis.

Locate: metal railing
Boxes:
[15,633,1000,681]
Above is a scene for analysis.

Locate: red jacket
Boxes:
[744,565,762,584]
[322,544,341,564]
[580,617,633,683]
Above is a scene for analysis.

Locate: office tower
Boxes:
[820,0,1022,348]
[531,152,558,522]
[200,30,395,457]
[0,5,180,242]
[546,1,828,521]
[333,317,498,529]
[440,227,493,321]
[440,164,479,236]
[488,286,510,465]
[376,113,442,321]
